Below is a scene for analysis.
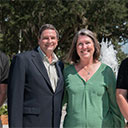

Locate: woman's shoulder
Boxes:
[101,63,112,69]
[100,63,114,74]
[64,64,74,72]
[63,64,76,76]
[100,63,116,83]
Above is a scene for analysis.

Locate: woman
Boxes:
[63,29,124,128]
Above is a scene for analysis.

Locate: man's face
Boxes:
[38,29,58,55]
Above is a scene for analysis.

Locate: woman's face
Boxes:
[76,35,95,61]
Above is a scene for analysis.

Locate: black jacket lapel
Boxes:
[31,49,53,92]
[55,61,64,92]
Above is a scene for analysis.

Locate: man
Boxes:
[0,51,9,127]
[8,24,64,128]
[116,58,128,121]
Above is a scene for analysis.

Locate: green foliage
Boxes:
[0,104,8,116]
[0,0,128,62]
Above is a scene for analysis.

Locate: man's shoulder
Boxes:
[0,51,8,59]
[120,58,128,67]
[122,58,128,63]
[0,50,5,55]
[64,64,74,73]
[15,49,37,58]
[11,50,38,63]
[0,51,9,65]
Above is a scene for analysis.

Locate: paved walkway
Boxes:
[60,105,66,128]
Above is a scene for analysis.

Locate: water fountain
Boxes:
[100,38,118,77]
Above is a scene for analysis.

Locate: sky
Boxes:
[121,43,128,54]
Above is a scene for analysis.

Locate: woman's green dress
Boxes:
[63,63,124,128]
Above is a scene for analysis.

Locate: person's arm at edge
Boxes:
[0,84,7,107]
[116,89,128,121]
[0,53,9,107]
[107,67,125,127]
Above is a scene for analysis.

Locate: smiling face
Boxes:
[76,35,95,61]
[38,29,58,55]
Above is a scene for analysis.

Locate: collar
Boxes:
[37,46,58,64]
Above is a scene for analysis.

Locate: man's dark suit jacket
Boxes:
[7,48,64,128]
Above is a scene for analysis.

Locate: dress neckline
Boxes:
[72,63,103,83]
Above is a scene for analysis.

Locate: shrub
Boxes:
[0,104,8,115]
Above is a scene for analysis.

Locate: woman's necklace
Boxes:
[83,67,90,75]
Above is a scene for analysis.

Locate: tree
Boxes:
[0,0,128,62]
